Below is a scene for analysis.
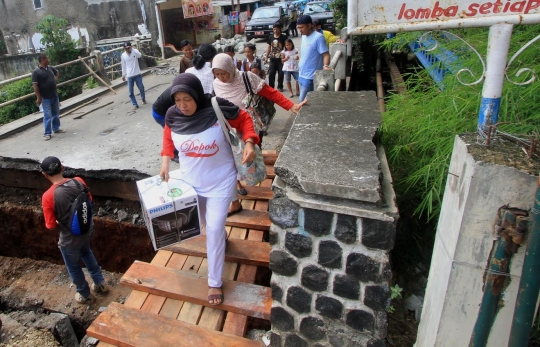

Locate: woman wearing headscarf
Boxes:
[212,53,307,214]
[185,44,218,94]
[159,74,259,306]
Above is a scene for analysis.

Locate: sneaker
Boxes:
[278,88,284,92]
[44,135,51,141]
[54,129,66,134]
[91,282,110,294]
[132,105,139,110]
[74,293,95,304]
[142,99,147,105]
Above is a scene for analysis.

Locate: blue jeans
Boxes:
[59,238,105,298]
[128,74,145,106]
[42,96,60,136]
[284,71,299,82]
[298,77,314,102]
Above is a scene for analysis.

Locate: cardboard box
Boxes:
[137,170,201,250]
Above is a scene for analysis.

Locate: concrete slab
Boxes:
[275,91,382,203]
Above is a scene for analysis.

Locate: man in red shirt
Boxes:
[41,156,109,304]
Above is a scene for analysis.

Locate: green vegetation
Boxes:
[387,284,403,313]
[35,15,86,101]
[380,25,540,222]
[0,15,87,125]
[85,76,99,89]
[0,78,37,125]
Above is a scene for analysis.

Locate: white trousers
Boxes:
[198,194,230,288]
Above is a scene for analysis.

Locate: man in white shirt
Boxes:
[121,42,146,110]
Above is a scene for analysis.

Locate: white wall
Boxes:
[416,135,537,347]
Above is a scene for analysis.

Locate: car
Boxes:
[245,6,291,41]
[303,1,335,33]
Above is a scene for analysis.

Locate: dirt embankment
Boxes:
[0,183,156,344]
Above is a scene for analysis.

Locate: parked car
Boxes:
[245,6,291,41]
[303,1,335,33]
[290,0,309,13]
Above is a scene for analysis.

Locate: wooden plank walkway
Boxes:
[89,151,277,347]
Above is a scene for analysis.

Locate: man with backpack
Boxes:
[40,156,109,304]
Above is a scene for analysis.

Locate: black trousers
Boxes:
[290,21,298,37]
[268,58,284,90]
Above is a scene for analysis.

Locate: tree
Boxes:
[34,15,85,100]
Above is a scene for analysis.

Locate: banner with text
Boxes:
[349,0,540,33]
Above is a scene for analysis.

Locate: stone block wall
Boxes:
[267,90,397,347]
[268,188,395,346]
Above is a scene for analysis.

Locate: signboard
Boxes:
[348,0,540,34]
[229,11,239,25]
[182,0,214,19]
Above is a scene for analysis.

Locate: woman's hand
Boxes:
[290,99,308,114]
[160,156,171,182]
[242,141,256,164]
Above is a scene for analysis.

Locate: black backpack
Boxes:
[57,179,93,236]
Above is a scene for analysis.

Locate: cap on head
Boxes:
[124,42,132,48]
[40,156,62,175]
[297,14,312,25]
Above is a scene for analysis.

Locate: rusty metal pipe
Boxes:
[376,53,385,113]
[509,177,540,346]
[469,209,522,347]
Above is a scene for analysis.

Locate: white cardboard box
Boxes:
[136,170,201,250]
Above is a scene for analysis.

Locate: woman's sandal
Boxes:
[208,287,223,305]
[237,187,248,195]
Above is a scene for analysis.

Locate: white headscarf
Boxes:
[212,53,265,110]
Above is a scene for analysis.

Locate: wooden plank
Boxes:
[222,193,269,336]
[87,302,263,347]
[239,185,273,200]
[124,290,149,309]
[96,343,116,347]
[165,236,270,267]
[225,209,271,231]
[140,293,166,314]
[198,261,237,331]
[120,261,272,320]
[266,165,275,179]
[159,298,184,319]
[262,153,278,165]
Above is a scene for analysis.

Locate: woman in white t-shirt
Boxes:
[281,39,300,98]
[160,74,259,306]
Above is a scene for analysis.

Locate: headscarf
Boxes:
[165,73,239,135]
[212,53,265,110]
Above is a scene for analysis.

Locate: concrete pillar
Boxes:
[416,135,538,347]
[269,91,398,346]
[90,50,111,86]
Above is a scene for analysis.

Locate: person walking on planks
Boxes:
[121,42,146,110]
[40,156,109,304]
[32,53,66,141]
[159,74,259,305]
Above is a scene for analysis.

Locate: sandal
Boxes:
[227,205,243,217]
[208,287,223,305]
[237,187,248,195]
[289,94,294,98]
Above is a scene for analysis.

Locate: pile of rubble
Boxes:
[150,64,179,75]
[212,34,248,53]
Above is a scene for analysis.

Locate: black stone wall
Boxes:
[269,197,396,346]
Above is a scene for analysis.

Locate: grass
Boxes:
[380,25,540,222]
